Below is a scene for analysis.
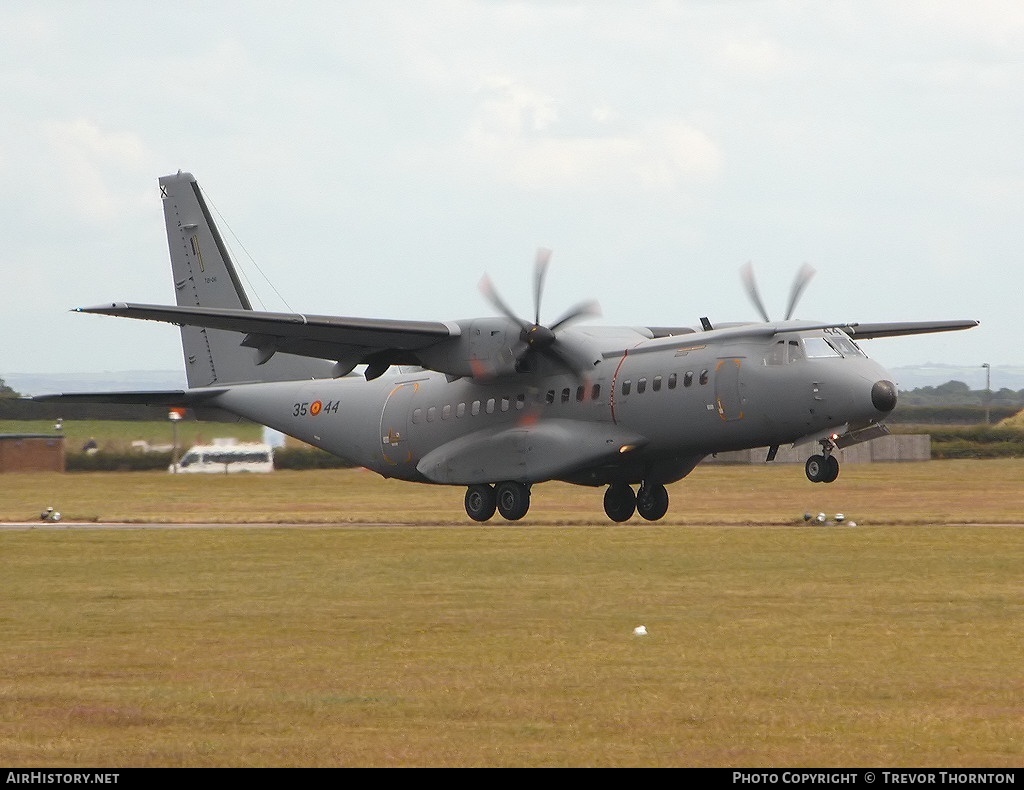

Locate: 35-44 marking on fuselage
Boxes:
[293,399,340,417]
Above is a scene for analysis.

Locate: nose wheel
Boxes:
[805,446,840,483]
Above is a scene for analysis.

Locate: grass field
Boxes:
[1,461,1022,767]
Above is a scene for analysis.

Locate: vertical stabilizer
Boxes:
[159,171,334,386]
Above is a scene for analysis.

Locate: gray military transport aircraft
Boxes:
[38,171,978,522]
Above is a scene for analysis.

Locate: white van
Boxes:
[170,441,274,474]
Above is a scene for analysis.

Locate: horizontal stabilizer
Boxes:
[33,389,226,407]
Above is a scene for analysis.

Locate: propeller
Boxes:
[741,261,816,322]
[479,248,601,378]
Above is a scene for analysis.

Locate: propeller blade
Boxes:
[479,248,600,382]
[740,262,771,323]
[549,299,601,333]
[479,274,530,332]
[533,247,551,327]
[539,336,599,381]
[784,263,816,320]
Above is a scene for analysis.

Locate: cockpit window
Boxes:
[768,334,867,364]
[767,339,806,365]
[824,331,865,357]
[803,337,843,358]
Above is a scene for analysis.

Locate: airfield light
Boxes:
[982,363,991,424]
[169,410,183,473]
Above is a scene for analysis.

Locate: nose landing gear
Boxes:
[805,440,840,483]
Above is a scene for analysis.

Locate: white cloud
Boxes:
[461,77,721,191]
[42,119,151,223]
[718,35,800,79]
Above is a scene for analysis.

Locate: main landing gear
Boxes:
[805,440,840,484]
[603,481,669,522]
[464,480,670,523]
[465,482,531,522]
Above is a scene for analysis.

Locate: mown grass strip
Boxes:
[0,461,1022,766]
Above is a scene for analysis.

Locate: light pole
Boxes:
[169,410,182,472]
[981,363,991,425]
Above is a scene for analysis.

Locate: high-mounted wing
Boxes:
[77,302,463,380]
[612,318,979,359]
[844,320,980,339]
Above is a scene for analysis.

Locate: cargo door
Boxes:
[715,358,744,421]
[380,380,425,469]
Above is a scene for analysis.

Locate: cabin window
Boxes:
[637,378,647,394]
[668,373,677,389]
[500,397,510,412]
[516,393,526,410]
[426,406,436,422]
[576,385,586,402]
[486,398,495,414]
[653,376,662,392]
[592,384,601,400]
[442,404,451,420]
[789,340,805,362]
[457,403,466,418]
[699,370,709,385]
[545,389,555,404]
[622,380,631,396]
[412,408,422,424]
[684,371,693,387]
[472,400,481,416]
[561,388,571,403]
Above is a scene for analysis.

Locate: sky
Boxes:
[2,1,1021,387]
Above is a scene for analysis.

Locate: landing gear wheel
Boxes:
[805,454,826,483]
[465,484,497,522]
[823,455,840,483]
[636,482,670,521]
[603,483,636,523]
[496,481,530,521]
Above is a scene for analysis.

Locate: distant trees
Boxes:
[898,380,1024,407]
[0,377,19,398]
[892,380,1024,425]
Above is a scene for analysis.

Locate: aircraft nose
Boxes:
[871,379,898,413]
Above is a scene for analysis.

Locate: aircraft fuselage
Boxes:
[209,326,895,491]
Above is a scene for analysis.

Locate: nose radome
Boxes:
[872,380,898,413]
